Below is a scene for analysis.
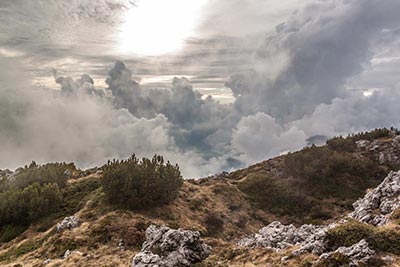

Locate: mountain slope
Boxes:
[0,128,399,266]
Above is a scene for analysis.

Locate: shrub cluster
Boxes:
[102,155,183,210]
[326,136,356,152]
[351,127,395,142]
[0,162,73,242]
[285,146,384,199]
[0,162,75,192]
[326,127,397,153]
[0,183,62,227]
[326,220,400,254]
[238,173,315,217]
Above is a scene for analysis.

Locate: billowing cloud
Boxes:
[229,0,400,122]
[1,0,400,178]
[232,112,306,163]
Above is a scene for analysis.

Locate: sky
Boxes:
[1,0,400,178]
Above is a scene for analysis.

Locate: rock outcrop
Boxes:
[56,216,80,232]
[238,221,330,255]
[318,239,375,266]
[132,225,211,267]
[349,170,400,226]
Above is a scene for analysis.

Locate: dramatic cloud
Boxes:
[232,112,306,163]
[230,0,400,122]
[1,0,400,178]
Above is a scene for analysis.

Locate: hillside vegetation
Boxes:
[0,128,398,266]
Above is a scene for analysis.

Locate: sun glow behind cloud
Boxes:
[118,0,208,56]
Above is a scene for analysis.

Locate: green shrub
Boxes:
[102,155,183,210]
[0,182,62,227]
[61,178,101,215]
[351,128,393,142]
[1,162,75,191]
[326,136,356,152]
[326,220,400,254]
[238,173,314,217]
[0,225,27,243]
[285,146,384,199]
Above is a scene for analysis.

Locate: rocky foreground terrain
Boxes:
[0,129,399,266]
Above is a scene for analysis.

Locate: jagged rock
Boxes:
[392,135,400,148]
[349,170,400,226]
[355,140,370,149]
[238,221,331,255]
[132,225,211,267]
[56,216,80,232]
[318,240,375,266]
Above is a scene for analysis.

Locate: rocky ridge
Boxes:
[238,169,400,265]
[349,170,400,226]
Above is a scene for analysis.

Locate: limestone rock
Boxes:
[355,140,370,149]
[56,216,80,232]
[132,225,211,267]
[318,239,375,266]
[349,171,400,226]
[238,221,330,255]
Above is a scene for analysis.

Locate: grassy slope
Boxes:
[1,131,400,266]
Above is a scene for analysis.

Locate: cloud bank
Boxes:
[1,0,400,177]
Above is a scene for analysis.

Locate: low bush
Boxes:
[1,162,75,192]
[102,154,183,210]
[0,182,62,227]
[326,220,400,254]
[285,146,384,199]
[326,136,356,152]
[238,173,314,217]
[0,225,27,243]
[351,128,394,142]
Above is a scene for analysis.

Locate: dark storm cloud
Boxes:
[1,0,400,177]
[228,0,400,122]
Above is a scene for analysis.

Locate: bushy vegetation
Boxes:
[351,127,395,142]
[0,182,62,226]
[326,127,397,153]
[285,146,384,199]
[326,220,400,254]
[0,161,76,243]
[102,155,183,210]
[326,136,356,152]
[238,173,315,217]
[0,161,75,192]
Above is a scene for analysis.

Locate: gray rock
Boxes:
[392,135,400,147]
[349,171,400,226]
[56,216,80,232]
[318,240,375,266]
[382,255,394,262]
[64,249,71,259]
[238,221,331,256]
[132,225,211,267]
[63,169,72,179]
[355,140,370,149]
